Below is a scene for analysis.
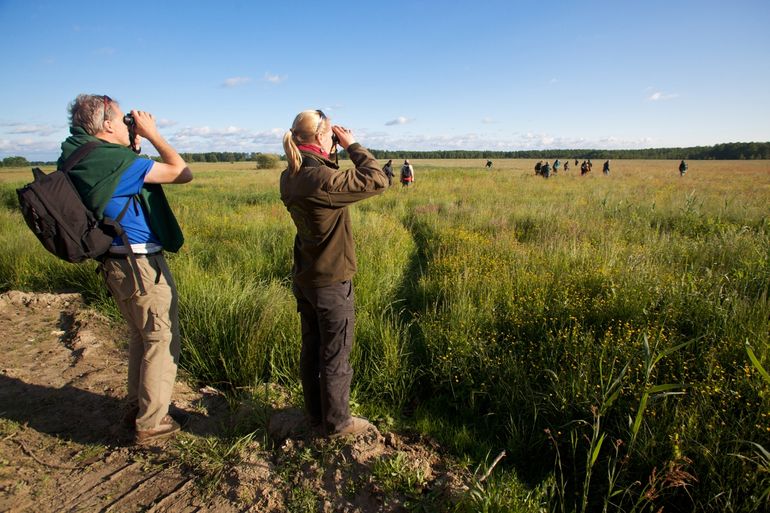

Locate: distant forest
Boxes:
[362,141,770,161]
[2,141,769,167]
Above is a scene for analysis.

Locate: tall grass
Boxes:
[1,160,768,511]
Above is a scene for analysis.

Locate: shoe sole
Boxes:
[126,410,189,430]
[135,426,181,445]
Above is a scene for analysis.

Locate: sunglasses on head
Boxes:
[102,95,112,122]
[316,110,339,146]
[315,109,327,133]
[315,110,340,164]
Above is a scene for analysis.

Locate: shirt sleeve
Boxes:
[322,144,388,207]
[112,158,154,196]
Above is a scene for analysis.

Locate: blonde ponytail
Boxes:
[283,110,328,175]
[283,130,302,174]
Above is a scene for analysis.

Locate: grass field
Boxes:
[1,158,769,512]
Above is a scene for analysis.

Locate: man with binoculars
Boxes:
[58,94,192,444]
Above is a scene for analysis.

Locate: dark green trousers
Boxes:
[292,280,355,434]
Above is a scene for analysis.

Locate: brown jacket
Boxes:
[280,143,388,288]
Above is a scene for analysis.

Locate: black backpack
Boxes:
[16,142,146,293]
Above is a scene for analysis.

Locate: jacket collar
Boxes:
[300,149,338,169]
[297,143,329,158]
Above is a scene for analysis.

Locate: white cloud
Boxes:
[356,129,659,152]
[175,126,211,137]
[156,118,177,128]
[1,123,62,137]
[648,91,678,101]
[263,72,287,84]
[165,126,285,154]
[222,76,252,88]
[549,78,558,84]
[385,116,411,126]
[219,126,244,136]
[0,137,62,158]
[481,117,496,124]
[173,126,247,138]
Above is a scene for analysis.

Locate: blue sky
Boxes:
[1,0,769,160]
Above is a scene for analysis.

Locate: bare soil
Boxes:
[0,291,470,512]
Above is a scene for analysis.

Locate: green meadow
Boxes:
[1,159,769,512]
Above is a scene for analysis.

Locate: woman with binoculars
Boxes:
[280,110,388,438]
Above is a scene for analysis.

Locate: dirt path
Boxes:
[0,292,470,512]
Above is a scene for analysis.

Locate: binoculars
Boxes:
[122,113,140,154]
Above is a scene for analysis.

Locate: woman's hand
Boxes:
[332,125,356,150]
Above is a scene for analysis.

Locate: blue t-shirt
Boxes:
[102,158,160,246]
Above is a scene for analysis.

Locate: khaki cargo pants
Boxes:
[103,253,180,431]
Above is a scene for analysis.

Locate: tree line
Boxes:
[2,142,769,167]
[175,152,280,163]
[172,152,280,168]
[356,141,770,161]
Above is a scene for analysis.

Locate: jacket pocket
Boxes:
[146,305,171,333]
[342,280,354,312]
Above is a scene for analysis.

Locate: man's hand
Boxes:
[131,110,160,141]
[130,109,191,185]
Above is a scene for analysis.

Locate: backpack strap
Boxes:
[98,196,148,296]
[110,195,148,296]
[62,143,148,297]
[114,195,135,224]
[59,141,103,195]
[61,141,102,174]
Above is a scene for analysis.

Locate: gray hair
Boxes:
[68,94,118,135]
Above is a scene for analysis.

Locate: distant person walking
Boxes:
[553,159,560,174]
[383,159,394,185]
[602,160,610,175]
[541,160,551,178]
[580,160,589,176]
[587,159,593,173]
[485,159,493,169]
[564,161,570,172]
[574,158,579,166]
[534,160,543,176]
[679,160,688,176]
[400,159,414,187]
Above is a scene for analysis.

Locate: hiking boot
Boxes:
[125,404,189,430]
[327,417,373,439]
[134,415,181,445]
